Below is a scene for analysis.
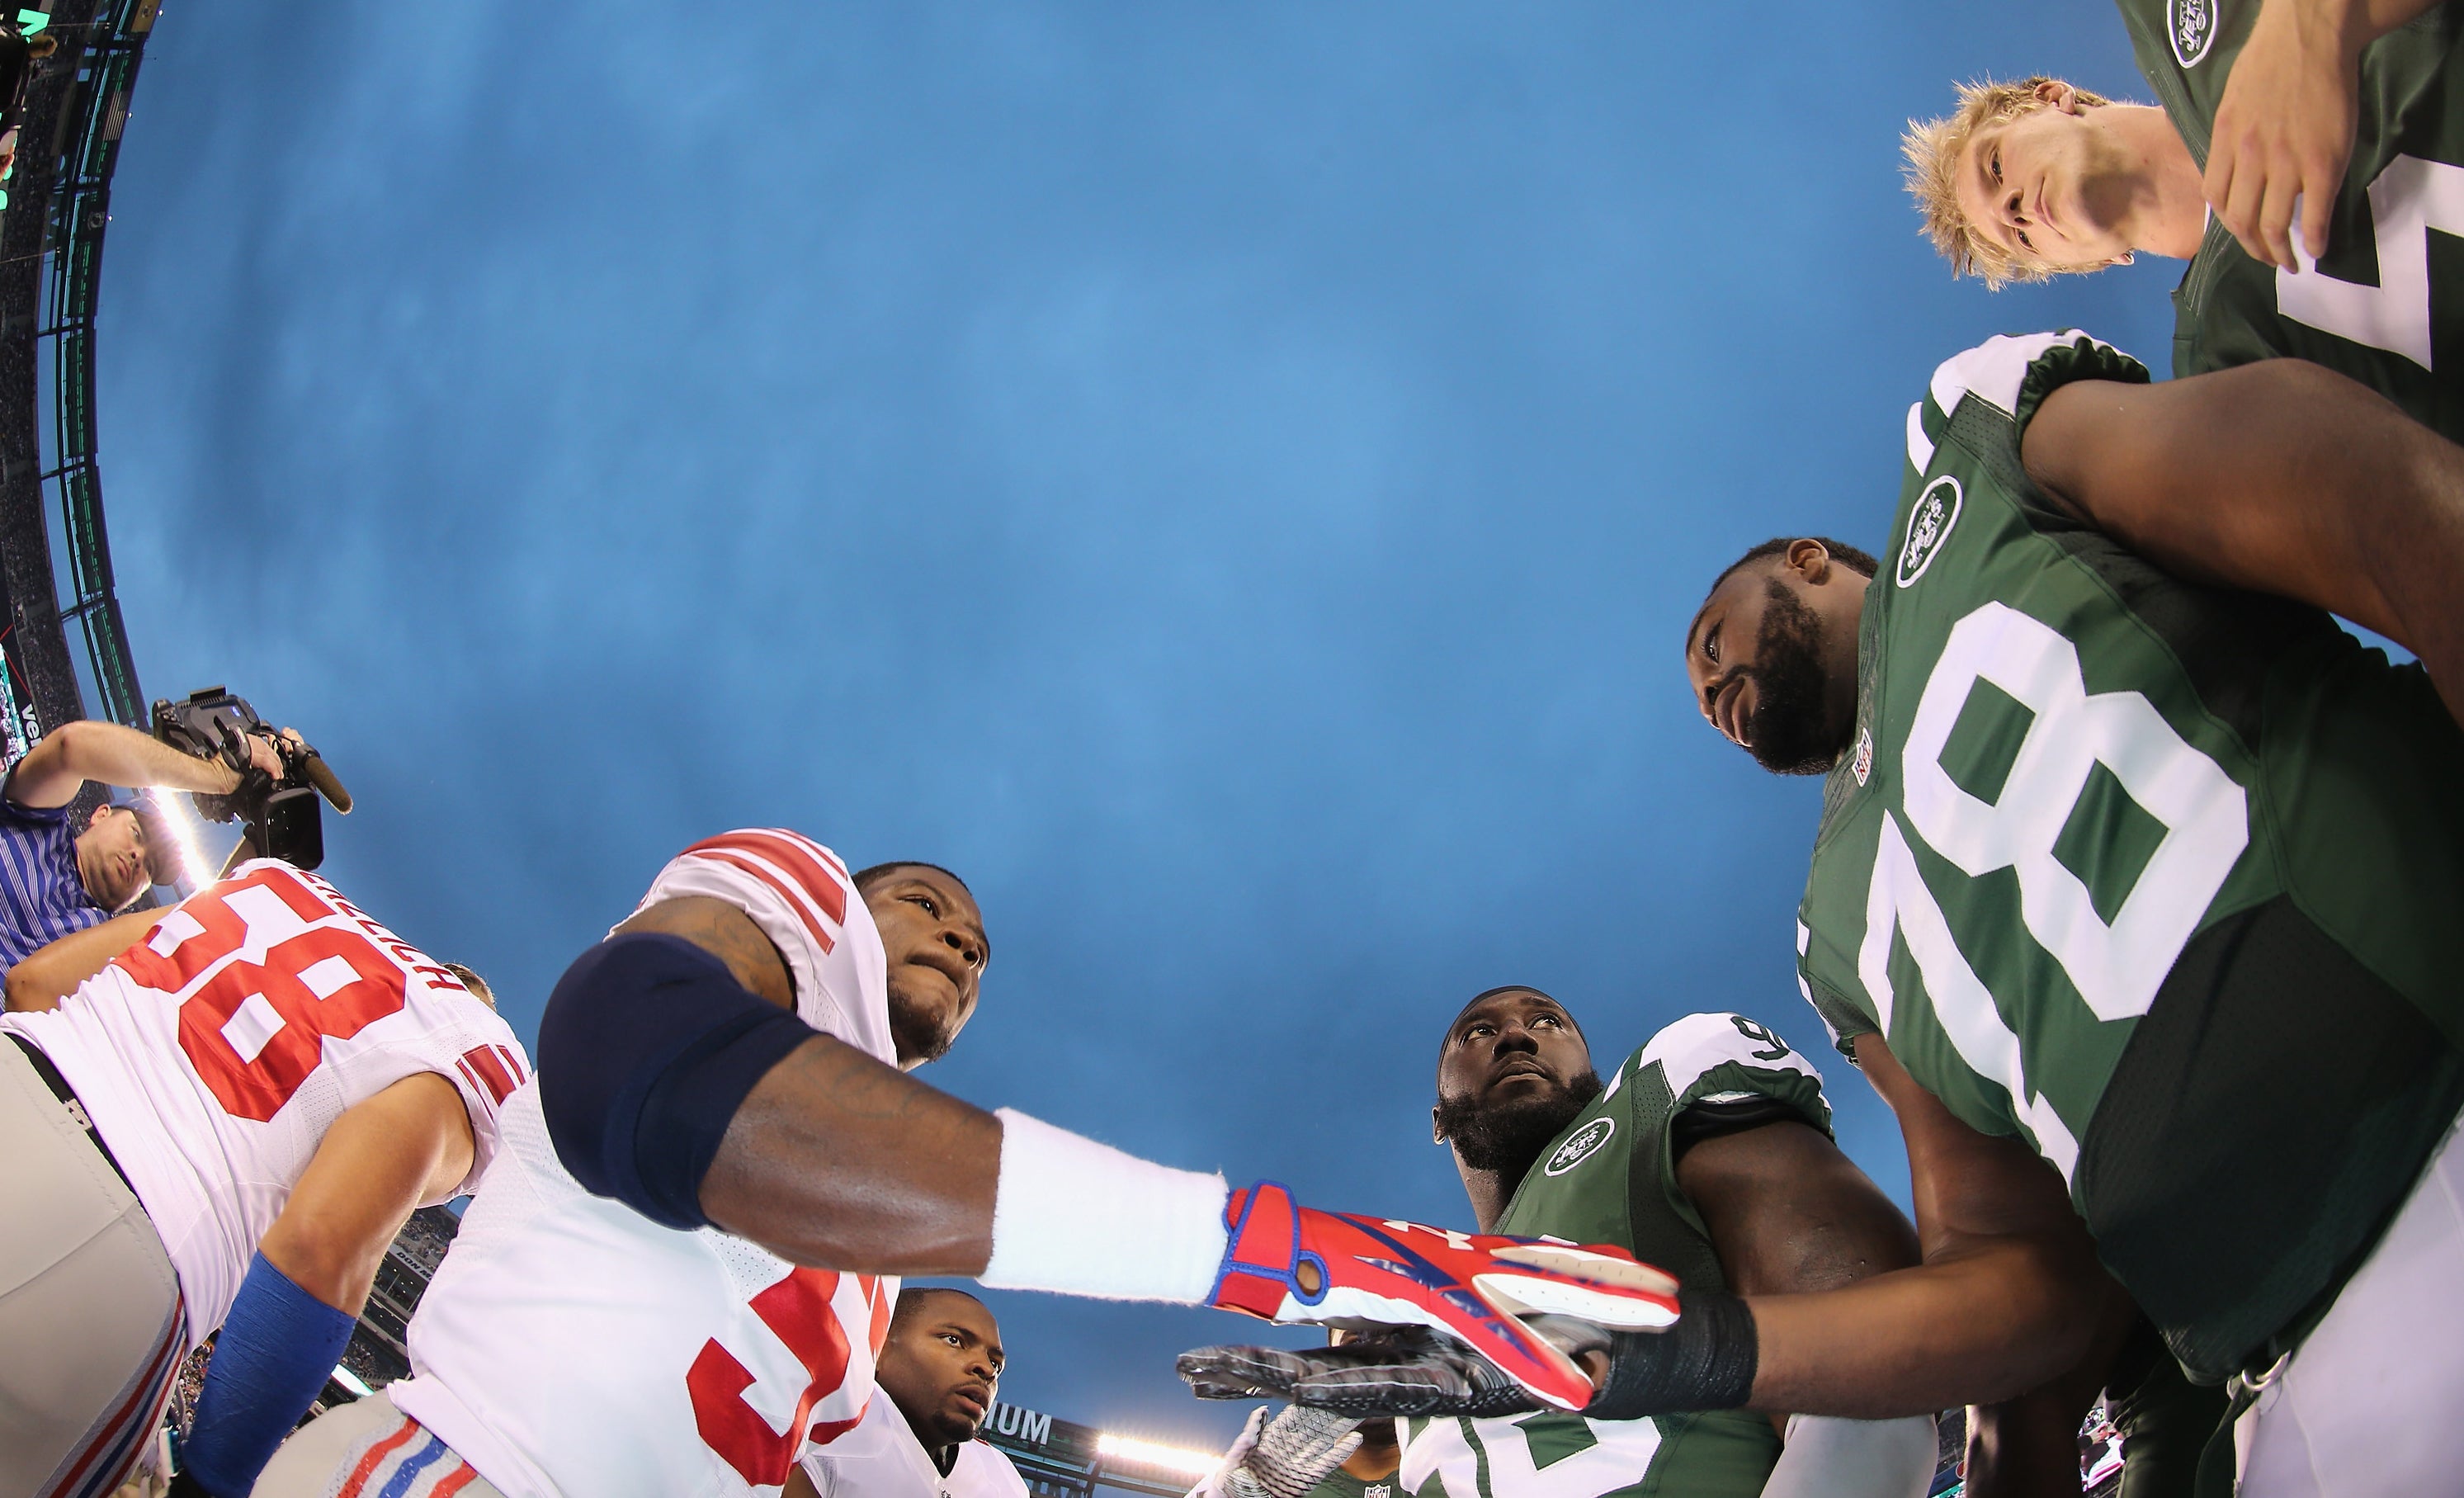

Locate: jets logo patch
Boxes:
[2169,0,2216,67]
[1543,1117,1615,1176]
[1897,475,1961,588]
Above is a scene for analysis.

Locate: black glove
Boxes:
[1180,1326,1548,1420]
[1178,1292,1759,1420]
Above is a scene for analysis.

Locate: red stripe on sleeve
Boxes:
[459,1046,517,1105]
[689,848,837,956]
[685,830,850,926]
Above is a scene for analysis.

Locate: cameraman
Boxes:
[0,717,290,976]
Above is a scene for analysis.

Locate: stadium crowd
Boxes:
[6,0,2464,1496]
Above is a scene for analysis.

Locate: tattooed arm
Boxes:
[611,895,1003,1274]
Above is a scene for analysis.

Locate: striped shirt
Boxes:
[0,790,109,971]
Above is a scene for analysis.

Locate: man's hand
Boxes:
[1181,1326,1556,1420]
[1186,1406,1362,1498]
[2206,0,2362,269]
[2204,0,2443,269]
[1203,1184,1681,1411]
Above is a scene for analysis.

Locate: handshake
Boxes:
[1182,1184,1750,1422]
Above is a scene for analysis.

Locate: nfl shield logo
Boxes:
[1366,1486,1392,1498]
[2169,0,2216,66]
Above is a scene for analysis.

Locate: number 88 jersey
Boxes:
[0,858,528,1349]
[1796,331,2464,1383]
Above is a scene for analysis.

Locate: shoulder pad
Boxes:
[1906,330,2148,472]
[1636,1012,1821,1102]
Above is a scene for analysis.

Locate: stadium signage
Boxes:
[988,1401,1055,1447]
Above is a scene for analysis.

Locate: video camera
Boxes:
[150,687,352,872]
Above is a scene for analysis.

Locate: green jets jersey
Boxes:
[1796,328,2464,1382]
[1398,1013,1830,1498]
[2113,0,2464,436]
[1305,1464,1401,1498]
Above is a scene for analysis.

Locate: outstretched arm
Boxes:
[3,718,271,809]
[2022,358,2464,726]
[3,907,156,1010]
[1739,1035,2105,1416]
[2205,0,2445,270]
[605,894,1004,1271]
[177,1072,478,1496]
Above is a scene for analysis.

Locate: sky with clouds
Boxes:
[92,0,2188,1453]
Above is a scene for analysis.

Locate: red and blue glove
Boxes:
[1201,1182,1680,1411]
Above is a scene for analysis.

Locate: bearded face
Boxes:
[1433,1069,1605,1188]
[1741,576,1853,775]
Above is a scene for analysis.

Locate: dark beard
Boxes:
[1434,1070,1605,1188]
[1743,576,1850,775]
[886,983,960,1068]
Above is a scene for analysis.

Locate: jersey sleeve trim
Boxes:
[1924,331,2149,451]
[1635,1013,1829,1125]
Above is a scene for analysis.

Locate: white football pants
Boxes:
[2235,1106,2464,1497]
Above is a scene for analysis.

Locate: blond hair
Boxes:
[1904,78,2113,290]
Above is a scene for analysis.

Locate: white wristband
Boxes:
[979,1107,1230,1303]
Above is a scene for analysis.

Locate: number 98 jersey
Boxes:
[0,859,529,1349]
[1797,331,2464,1382]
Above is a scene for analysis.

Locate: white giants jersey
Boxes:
[391,829,901,1498]
[800,1389,1031,1498]
[0,859,528,1346]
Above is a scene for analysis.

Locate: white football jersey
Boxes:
[800,1387,1031,1498]
[0,859,529,1347]
[390,829,901,1498]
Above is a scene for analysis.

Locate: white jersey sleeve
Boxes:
[391,829,899,1498]
[0,859,530,1345]
[628,828,894,1064]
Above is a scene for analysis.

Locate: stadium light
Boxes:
[1093,1433,1220,1480]
[153,793,210,891]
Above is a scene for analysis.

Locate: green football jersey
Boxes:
[2112,0,2464,436]
[1397,1013,1829,1498]
[1796,328,2464,1382]
[1305,1462,1402,1498]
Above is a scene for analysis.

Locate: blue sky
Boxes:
[98,0,2182,1451]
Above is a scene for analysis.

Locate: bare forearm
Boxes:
[2311,0,2446,45]
[20,720,243,806]
[260,1073,474,1311]
[700,1031,1003,1274]
[1744,1240,2097,1416]
[3,908,157,1010]
[2027,362,2464,716]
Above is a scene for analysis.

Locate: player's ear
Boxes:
[1431,1106,1446,1146]
[2038,79,2080,113]
[1786,537,1832,583]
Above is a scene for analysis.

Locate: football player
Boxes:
[254,830,1683,1498]
[1677,332,2462,1493]
[790,1288,1027,1498]
[1901,0,2464,440]
[0,858,526,1498]
[1191,990,1940,1498]
[1187,333,2464,1495]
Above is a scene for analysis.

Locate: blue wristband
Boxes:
[180,1252,356,1497]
